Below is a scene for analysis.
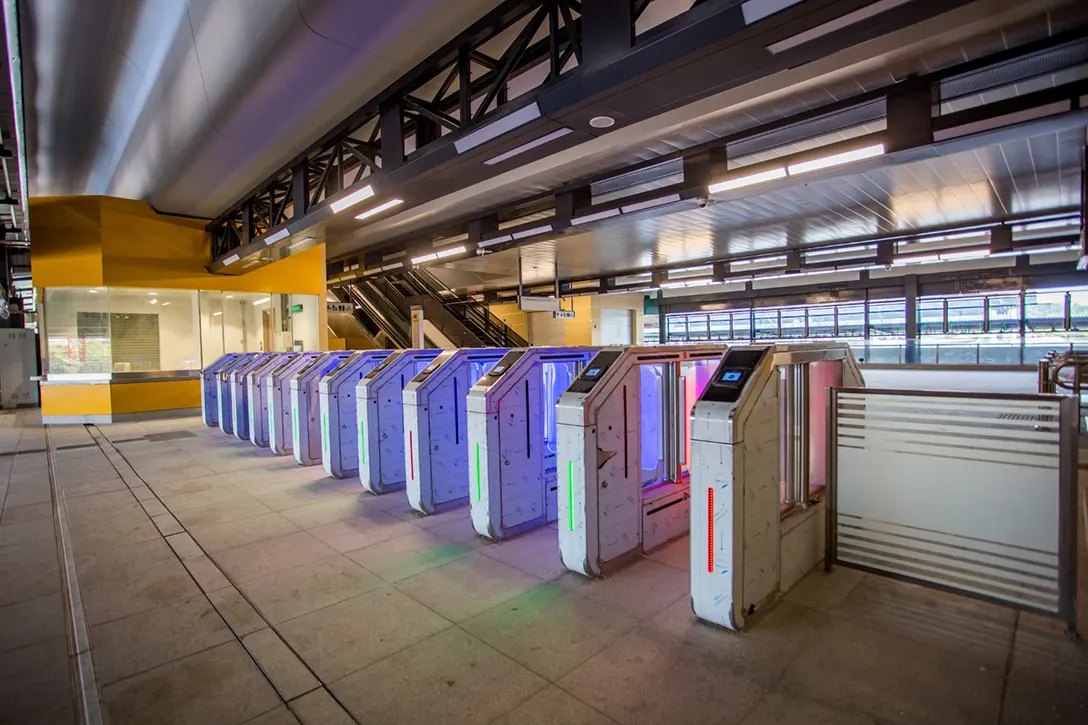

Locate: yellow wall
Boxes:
[31,196,325,296]
[40,385,112,416]
[40,380,203,418]
[488,303,528,341]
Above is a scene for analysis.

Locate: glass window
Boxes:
[918,298,945,336]
[686,314,709,341]
[946,296,984,335]
[644,316,660,345]
[665,314,687,343]
[753,309,779,339]
[1071,290,1088,331]
[709,313,731,340]
[807,305,835,337]
[779,308,805,338]
[836,303,864,337]
[1025,291,1064,333]
[199,292,320,358]
[731,311,752,340]
[46,288,111,374]
[868,299,904,337]
[986,294,1020,334]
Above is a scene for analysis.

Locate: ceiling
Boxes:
[17,0,504,216]
[320,0,1088,263]
[429,124,1085,291]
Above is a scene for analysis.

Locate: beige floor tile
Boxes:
[189,513,302,554]
[0,535,58,574]
[102,641,281,725]
[396,552,544,623]
[0,636,75,721]
[463,583,638,680]
[2,484,51,508]
[0,517,55,546]
[0,592,67,653]
[478,526,567,580]
[242,628,320,700]
[782,617,1004,724]
[63,489,137,514]
[557,631,766,725]
[278,495,385,530]
[238,555,382,624]
[166,532,205,560]
[254,485,353,512]
[81,558,201,626]
[277,587,450,682]
[70,507,160,552]
[307,510,418,553]
[213,532,338,583]
[331,628,545,724]
[558,557,689,620]
[0,557,61,607]
[144,474,223,499]
[0,501,54,524]
[424,514,495,549]
[161,486,255,513]
[783,566,866,612]
[61,476,128,499]
[641,599,829,686]
[184,556,232,592]
[489,686,617,725]
[207,586,268,637]
[172,497,275,530]
[91,595,234,684]
[644,535,690,571]
[242,706,300,725]
[288,688,355,725]
[345,529,470,582]
[140,464,218,485]
[74,537,176,583]
[738,688,883,725]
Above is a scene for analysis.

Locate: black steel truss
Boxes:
[211,0,606,259]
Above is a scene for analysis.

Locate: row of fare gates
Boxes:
[199,342,1078,632]
[200,342,863,631]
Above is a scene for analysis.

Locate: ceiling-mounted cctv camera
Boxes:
[696,195,711,209]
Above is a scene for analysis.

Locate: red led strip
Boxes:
[707,487,714,573]
[409,431,415,480]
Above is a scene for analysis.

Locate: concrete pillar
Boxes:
[410,305,425,349]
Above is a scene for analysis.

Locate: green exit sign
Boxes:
[290,304,304,313]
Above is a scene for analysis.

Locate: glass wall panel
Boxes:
[807,305,835,337]
[108,288,200,371]
[754,310,778,339]
[709,313,731,340]
[665,314,687,343]
[918,298,945,335]
[45,288,111,374]
[988,295,1020,333]
[868,299,905,337]
[686,314,709,341]
[1072,290,1088,331]
[731,311,752,341]
[947,296,985,335]
[836,303,864,337]
[1025,291,1064,333]
[779,309,805,338]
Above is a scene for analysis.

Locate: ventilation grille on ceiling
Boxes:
[939,38,1088,101]
[726,99,887,161]
[143,431,197,442]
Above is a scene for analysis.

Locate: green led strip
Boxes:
[474,442,481,501]
[321,413,328,453]
[292,406,298,445]
[568,460,575,531]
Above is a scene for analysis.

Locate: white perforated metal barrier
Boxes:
[828,388,1077,629]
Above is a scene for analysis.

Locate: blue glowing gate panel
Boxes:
[216,353,259,434]
[249,353,300,447]
[201,353,243,427]
[319,350,393,479]
[267,352,324,454]
[230,353,279,441]
[468,347,596,541]
[405,348,507,515]
[290,351,354,466]
[357,349,443,494]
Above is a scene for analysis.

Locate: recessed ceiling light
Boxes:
[589,116,615,129]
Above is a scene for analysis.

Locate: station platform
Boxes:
[1,413,1085,724]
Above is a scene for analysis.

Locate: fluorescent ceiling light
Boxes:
[212,311,223,317]
[411,253,439,265]
[356,198,404,221]
[88,289,98,294]
[479,234,514,248]
[742,0,804,24]
[571,208,621,226]
[263,228,290,245]
[362,268,382,276]
[787,143,885,175]
[435,245,467,259]
[512,224,553,240]
[661,278,716,289]
[767,0,915,54]
[454,103,542,154]
[1013,219,1080,232]
[620,193,682,214]
[222,254,241,266]
[148,292,157,296]
[731,254,786,268]
[253,297,271,305]
[891,255,941,267]
[484,128,573,166]
[804,244,876,258]
[939,250,990,262]
[149,298,158,305]
[708,167,787,194]
[330,185,375,213]
[381,262,403,271]
[161,302,171,306]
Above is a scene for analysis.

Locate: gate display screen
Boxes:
[701,348,768,403]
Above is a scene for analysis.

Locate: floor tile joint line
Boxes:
[46,424,106,725]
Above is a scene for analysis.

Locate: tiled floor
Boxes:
[7,412,1088,725]
[0,410,77,725]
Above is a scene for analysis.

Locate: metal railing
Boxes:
[403,270,528,347]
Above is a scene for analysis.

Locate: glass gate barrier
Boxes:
[202,353,244,427]
[290,351,355,466]
[318,350,394,479]
[249,353,301,447]
[267,352,324,454]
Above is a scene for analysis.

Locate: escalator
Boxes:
[337,284,412,348]
[396,270,528,348]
